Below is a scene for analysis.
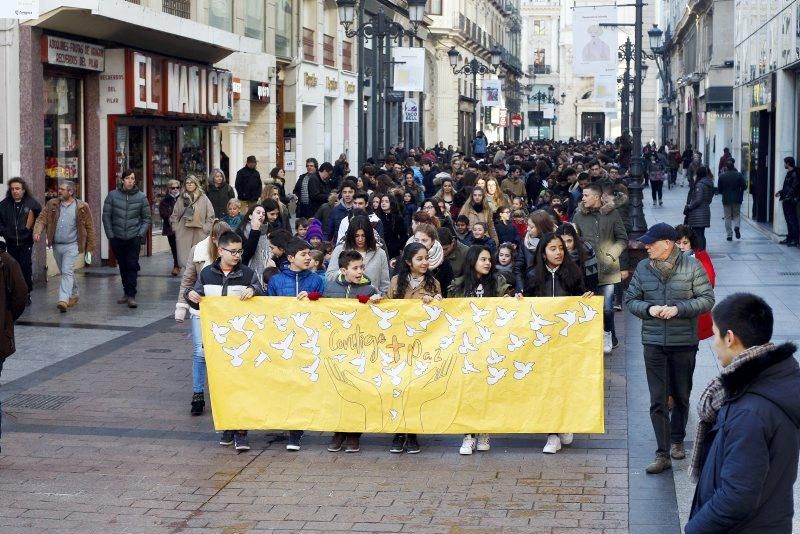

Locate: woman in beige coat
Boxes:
[171,175,215,268]
[458,187,499,242]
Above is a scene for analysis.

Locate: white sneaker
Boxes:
[459,434,476,455]
[543,434,562,454]
[476,434,490,451]
[603,331,613,354]
[558,433,574,445]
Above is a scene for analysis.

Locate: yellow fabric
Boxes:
[201,296,605,434]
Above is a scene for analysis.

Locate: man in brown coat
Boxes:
[33,180,96,312]
[0,237,29,451]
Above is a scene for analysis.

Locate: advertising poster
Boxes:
[393,47,425,92]
[573,6,618,75]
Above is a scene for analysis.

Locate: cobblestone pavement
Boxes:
[0,184,797,533]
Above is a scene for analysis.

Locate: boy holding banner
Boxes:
[267,238,326,451]
[186,231,263,452]
[323,250,381,453]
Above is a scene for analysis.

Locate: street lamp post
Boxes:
[447,46,502,156]
[336,0,427,163]
[648,24,676,148]
[528,85,555,141]
[551,92,565,140]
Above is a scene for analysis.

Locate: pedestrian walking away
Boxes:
[686,293,800,533]
[624,223,715,474]
[33,180,96,312]
[683,166,715,251]
[717,160,747,241]
[102,169,151,308]
[0,177,41,300]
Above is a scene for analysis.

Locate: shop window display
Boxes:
[44,76,82,201]
[180,127,208,180]
[151,128,176,234]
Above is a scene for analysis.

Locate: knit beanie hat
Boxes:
[306,219,324,241]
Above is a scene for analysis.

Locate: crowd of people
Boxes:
[0,133,795,532]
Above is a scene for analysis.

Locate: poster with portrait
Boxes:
[393,47,425,92]
[482,79,502,107]
[573,6,618,76]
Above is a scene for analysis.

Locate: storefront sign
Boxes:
[125,49,232,121]
[250,81,270,103]
[99,49,126,116]
[344,81,356,95]
[232,77,242,100]
[499,108,508,128]
[304,73,318,87]
[510,114,523,127]
[403,97,419,123]
[41,36,105,72]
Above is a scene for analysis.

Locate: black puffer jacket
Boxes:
[624,248,715,346]
[102,183,151,240]
[684,177,715,227]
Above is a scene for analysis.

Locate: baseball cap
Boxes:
[637,223,678,244]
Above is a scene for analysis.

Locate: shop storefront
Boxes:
[100,48,232,255]
[41,35,105,203]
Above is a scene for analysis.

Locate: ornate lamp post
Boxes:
[447,45,502,156]
[648,24,676,147]
[336,0,427,163]
[528,85,555,141]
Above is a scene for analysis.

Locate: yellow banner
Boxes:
[201,296,605,434]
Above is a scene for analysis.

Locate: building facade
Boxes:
[423,0,524,152]
[732,0,799,237]
[519,0,660,143]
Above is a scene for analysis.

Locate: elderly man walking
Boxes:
[625,223,715,474]
[33,180,95,312]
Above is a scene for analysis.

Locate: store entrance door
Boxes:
[581,113,605,140]
[750,110,774,223]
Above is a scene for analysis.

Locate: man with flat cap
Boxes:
[235,155,262,214]
[624,223,715,474]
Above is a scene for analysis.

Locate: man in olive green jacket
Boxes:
[572,182,628,354]
[625,223,714,475]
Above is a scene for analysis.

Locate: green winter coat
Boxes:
[624,249,715,347]
[102,183,151,240]
[572,202,628,286]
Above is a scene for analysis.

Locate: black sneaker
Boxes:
[405,434,420,454]
[219,430,235,446]
[327,432,346,452]
[286,430,303,451]
[612,336,619,349]
[344,434,361,453]
[190,392,205,416]
[234,432,250,451]
[389,434,405,453]
[735,227,741,239]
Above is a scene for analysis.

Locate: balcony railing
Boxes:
[323,34,336,67]
[163,0,190,18]
[532,64,552,74]
[342,41,354,72]
[303,27,315,62]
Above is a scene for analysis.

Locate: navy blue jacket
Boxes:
[267,264,325,296]
[687,343,800,534]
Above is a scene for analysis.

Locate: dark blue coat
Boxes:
[686,343,800,534]
[267,264,325,296]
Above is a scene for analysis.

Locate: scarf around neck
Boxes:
[688,342,777,482]
[650,244,681,280]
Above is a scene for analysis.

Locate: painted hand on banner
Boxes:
[403,352,457,431]
[323,358,383,430]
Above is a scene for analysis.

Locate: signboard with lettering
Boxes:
[403,97,419,123]
[41,36,105,72]
[250,81,270,103]
[124,49,232,121]
[99,49,126,116]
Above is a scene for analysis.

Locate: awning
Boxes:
[27,0,262,64]
[705,86,733,112]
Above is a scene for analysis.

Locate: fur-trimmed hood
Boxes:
[722,342,800,427]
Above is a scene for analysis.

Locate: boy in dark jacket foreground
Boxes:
[686,293,800,534]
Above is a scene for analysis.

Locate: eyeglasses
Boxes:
[220,247,243,256]
[169,186,180,190]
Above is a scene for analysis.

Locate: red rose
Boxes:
[357,294,370,304]
[308,291,322,301]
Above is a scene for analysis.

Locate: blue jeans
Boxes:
[191,315,206,393]
[598,283,616,338]
[53,242,80,303]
